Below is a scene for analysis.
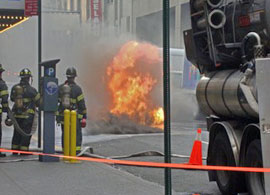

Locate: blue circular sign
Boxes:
[45,81,58,95]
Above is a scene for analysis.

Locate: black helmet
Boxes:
[19,68,32,78]
[66,67,77,78]
[0,64,5,73]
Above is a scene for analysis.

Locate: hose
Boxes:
[77,146,207,160]
[240,68,259,115]
[241,32,262,63]
[7,107,38,137]
[0,146,207,163]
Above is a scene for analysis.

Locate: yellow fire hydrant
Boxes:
[63,109,79,163]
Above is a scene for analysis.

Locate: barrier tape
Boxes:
[0,148,269,173]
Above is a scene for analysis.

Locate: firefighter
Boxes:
[10,68,40,154]
[57,67,87,153]
[0,64,9,157]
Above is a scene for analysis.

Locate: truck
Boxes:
[184,0,270,194]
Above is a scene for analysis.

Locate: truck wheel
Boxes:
[212,132,239,194]
[245,140,265,195]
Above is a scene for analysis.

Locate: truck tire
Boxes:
[245,139,265,195]
[212,132,239,194]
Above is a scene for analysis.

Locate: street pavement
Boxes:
[83,122,222,195]
[0,121,223,195]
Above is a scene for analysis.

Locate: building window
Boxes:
[115,0,118,20]
[77,0,81,12]
[87,0,90,20]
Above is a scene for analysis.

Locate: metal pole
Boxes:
[38,0,42,148]
[163,0,171,195]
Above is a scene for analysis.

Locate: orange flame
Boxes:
[107,41,164,128]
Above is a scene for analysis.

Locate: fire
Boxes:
[106,41,164,128]
[152,107,164,125]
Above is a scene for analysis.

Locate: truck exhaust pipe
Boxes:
[208,9,226,29]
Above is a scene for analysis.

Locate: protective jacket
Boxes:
[0,78,9,114]
[11,80,40,119]
[0,78,9,151]
[57,80,87,123]
[11,80,40,151]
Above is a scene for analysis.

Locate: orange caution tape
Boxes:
[1,148,270,173]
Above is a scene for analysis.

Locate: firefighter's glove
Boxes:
[5,117,13,127]
[81,118,86,128]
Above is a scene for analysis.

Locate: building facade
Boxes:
[44,0,104,25]
[44,0,190,48]
[103,0,190,48]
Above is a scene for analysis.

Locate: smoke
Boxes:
[0,9,201,135]
[77,35,130,120]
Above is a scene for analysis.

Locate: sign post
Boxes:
[38,0,42,148]
[163,0,172,195]
[39,59,60,162]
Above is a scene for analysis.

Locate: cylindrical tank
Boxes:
[196,69,258,119]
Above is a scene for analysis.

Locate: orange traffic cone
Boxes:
[188,128,203,165]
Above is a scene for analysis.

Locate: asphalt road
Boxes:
[82,121,222,195]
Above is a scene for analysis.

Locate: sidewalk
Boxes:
[0,127,185,195]
[0,155,171,195]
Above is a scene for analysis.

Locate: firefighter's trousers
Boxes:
[11,117,33,151]
[61,118,82,152]
[0,114,2,147]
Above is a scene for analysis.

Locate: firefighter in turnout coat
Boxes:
[11,68,40,153]
[57,67,87,153]
[0,64,9,157]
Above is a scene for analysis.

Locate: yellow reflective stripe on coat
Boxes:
[78,114,83,119]
[14,115,29,119]
[0,108,2,114]
[76,146,81,151]
[14,109,35,118]
[12,144,19,149]
[20,146,29,151]
[2,103,8,108]
[23,98,32,103]
[77,94,84,102]
[70,98,76,104]
[34,93,40,101]
[27,109,35,114]
[0,90,8,96]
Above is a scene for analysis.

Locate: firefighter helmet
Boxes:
[66,67,77,78]
[19,68,32,78]
[0,64,5,72]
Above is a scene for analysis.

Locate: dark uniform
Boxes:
[11,68,40,152]
[56,67,87,152]
[0,65,9,157]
